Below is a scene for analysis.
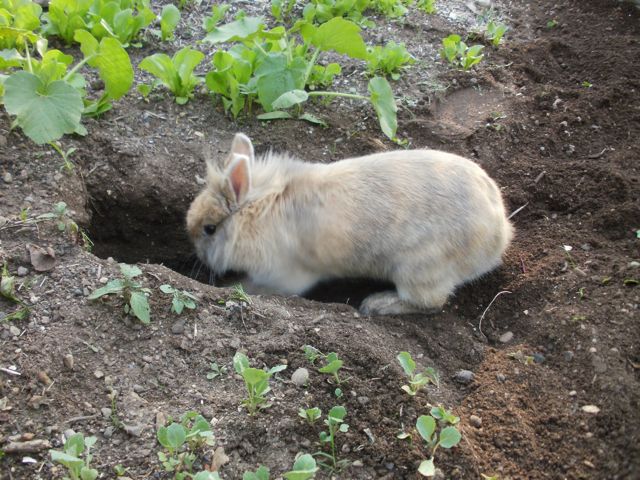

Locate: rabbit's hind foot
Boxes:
[359,291,441,317]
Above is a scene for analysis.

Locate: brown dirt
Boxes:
[1,1,639,479]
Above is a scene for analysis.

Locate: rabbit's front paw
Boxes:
[359,291,434,316]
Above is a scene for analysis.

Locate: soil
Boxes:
[1,1,639,479]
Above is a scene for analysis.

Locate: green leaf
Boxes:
[272,89,309,109]
[368,76,397,140]
[299,112,326,126]
[80,467,99,480]
[438,426,462,448]
[418,458,435,476]
[416,415,436,443]
[3,71,83,144]
[159,284,175,294]
[242,367,269,386]
[65,433,85,457]
[119,263,142,279]
[257,111,293,120]
[319,359,342,375]
[161,423,187,450]
[203,16,264,43]
[193,472,222,480]
[283,453,318,480]
[233,351,250,374]
[267,364,287,375]
[243,465,270,480]
[160,4,180,41]
[3,307,30,321]
[255,53,306,111]
[311,17,367,59]
[50,450,83,470]
[172,297,184,314]
[327,405,346,423]
[129,291,150,324]
[397,351,416,376]
[87,279,126,299]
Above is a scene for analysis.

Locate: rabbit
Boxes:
[186,133,514,316]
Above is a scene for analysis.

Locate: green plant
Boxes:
[485,20,507,46]
[160,4,180,41]
[36,201,73,232]
[298,406,322,425]
[2,30,133,144]
[271,0,297,21]
[366,41,415,80]
[113,464,128,476]
[42,0,155,46]
[243,465,270,480]
[157,412,215,479]
[318,352,344,384]
[546,19,557,28]
[49,141,78,171]
[1,263,30,321]
[415,413,461,476]
[159,284,197,314]
[88,263,151,324]
[207,361,228,380]
[440,34,484,70]
[233,351,287,415]
[138,46,204,104]
[49,433,99,480]
[203,3,230,32]
[203,16,398,139]
[231,283,252,304]
[316,406,349,472]
[581,80,592,88]
[429,406,459,425]
[0,0,42,50]
[416,0,436,14]
[283,453,319,480]
[397,351,440,396]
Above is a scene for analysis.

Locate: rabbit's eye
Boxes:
[203,224,216,236]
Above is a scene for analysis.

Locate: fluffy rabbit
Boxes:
[186,133,514,316]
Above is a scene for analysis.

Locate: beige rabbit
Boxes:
[186,133,514,316]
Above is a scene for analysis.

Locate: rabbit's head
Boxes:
[186,133,255,273]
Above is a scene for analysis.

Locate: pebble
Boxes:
[2,172,13,183]
[628,261,640,269]
[101,408,112,418]
[581,405,600,414]
[533,353,545,364]
[63,429,76,441]
[17,267,28,277]
[291,368,309,387]
[9,325,21,337]
[454,370,475,384]
[63,354,74,370]
[123,423,144,437]
[103,426,115,438]
[37,371,52,385]
[94,370,104,379]
[352,460,364,467]
[499,331,514,343]
[563,351,574,361]
[171,320,185,334]
[133,384,145,393]
[496,373,506,382]
[73,288,83,296]
[357,396,370,406]
[469,415,482,428]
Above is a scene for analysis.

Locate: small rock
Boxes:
[628,261,640,269]
[103,426,115,438]
[73,288,83,296]
[357,396,370,406]
[533,353,545,364]
[496,373,506,382]
[37,371,52,386]
[133,384,145,393]
[352,460,364,467]
[171,320,185,335]
[469,415,482,428]
[563,351,574,361]
[94,370,104,379]
[569,390,577,396]
[454,370,475,384]
[63,354,74,370]
[142,355,153,363]
[63,429,76,441]
[9,325,21,337]
[2,172,13,183]
[17,267,28,277]
[101,408,112,418]
[499,331,514,343]
[123,423,144,437]
[581,405,600,414]
[291,368,309,387]
[434,468,445,480]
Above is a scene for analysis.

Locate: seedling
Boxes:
[316,406,349,472]
[283,453,318,480]
[207,362,228,380]
[159,284,198,314]
[334,388,343,398]
[430,406,460,425]
[243,465,270,480]
[318,352,344,384]
[233,352,287,415]
[546,19,558,28]
[114,464,128,476]
[415,414,462,477]
[1,263,30,321]
[157,412,215,479]
[397,351,440,396]
[49,433,99,480]
[49,141,77,172]
[160,4,180,41]
[231,283,252,304]
[507,350,535,365]
[417,0,436,14]
[139,47,205,104]
[366,41,415,80]
[88,263,151,325]
[581,81,593,88]
[37,201,76,233]
[298,406,322,425]
[440,34,484,70]
[271,0,297,21]
[485,20,508,46]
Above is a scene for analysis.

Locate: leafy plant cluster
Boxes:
[88,263,198,324]
[303,345,344,384]
[233,351,287,415]
[49,432,99,480]
[397,351,439,396]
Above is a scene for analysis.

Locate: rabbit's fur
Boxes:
[186,133,514,316]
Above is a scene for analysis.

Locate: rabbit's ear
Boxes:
[224,154,251,206]
[230,133,254,165]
